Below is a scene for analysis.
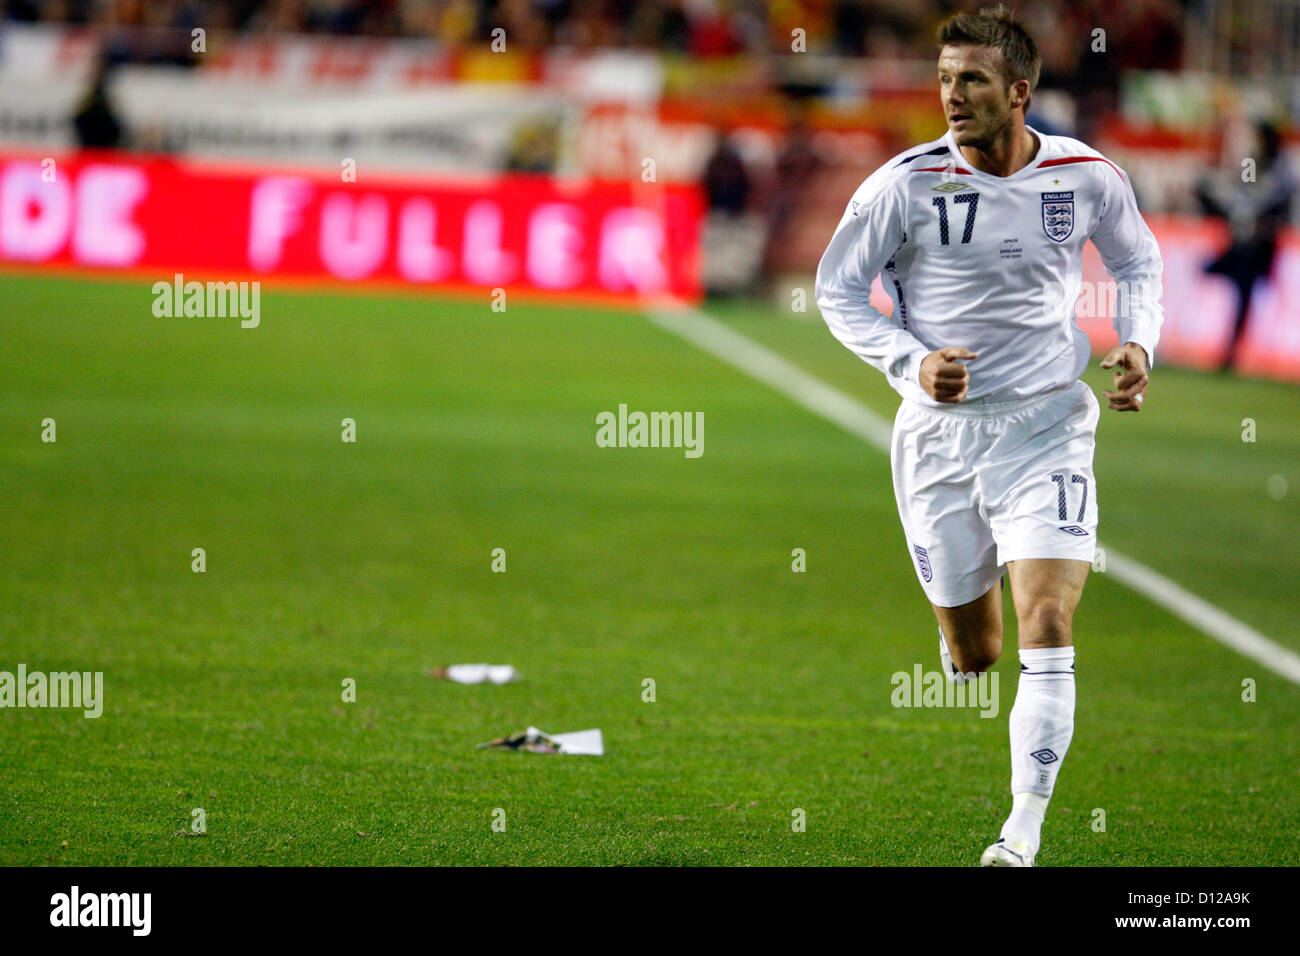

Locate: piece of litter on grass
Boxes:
[477,726,604,756]
[477,728,559,754]
[548,728,604,755]
[429,664,520,685]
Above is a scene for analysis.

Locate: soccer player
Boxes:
[815,5,1162,866]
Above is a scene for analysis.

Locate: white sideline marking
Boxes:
[647,304,1300,686]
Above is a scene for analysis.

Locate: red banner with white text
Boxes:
[0,151,702,305]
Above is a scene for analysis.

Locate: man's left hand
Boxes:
[1100,342,1149,412]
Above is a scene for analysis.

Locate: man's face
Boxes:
[938,44,1017,150]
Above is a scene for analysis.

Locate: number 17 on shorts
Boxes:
[1051,471,1090,538]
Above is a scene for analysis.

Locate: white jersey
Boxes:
[815,126,1163,405]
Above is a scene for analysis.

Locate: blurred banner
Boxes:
[0,150,702,302]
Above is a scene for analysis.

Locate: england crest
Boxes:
[1041,190,1074,243]
[913,544,933,583]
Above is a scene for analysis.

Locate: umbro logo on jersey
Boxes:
[1041,190,1075,242]
[931,181,969,192]
[1058,525,1089,536]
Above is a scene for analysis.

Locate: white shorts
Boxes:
[890,380,1100,608]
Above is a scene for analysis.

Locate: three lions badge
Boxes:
[913,544,933,583]
[1041,190,1074,242]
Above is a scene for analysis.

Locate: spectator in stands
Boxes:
[701,129,763,294]
[702,129,750,215]
[72,55,125,149]
[763,105,824,277]
[503,116,560,173]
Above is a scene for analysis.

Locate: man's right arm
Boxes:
[814,173,931,390]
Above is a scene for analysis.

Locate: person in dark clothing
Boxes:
[700,130,762,295]
[72,58,126,150]
[762,108,823,275]
[702,131,750,215]
[1196,121,1295,371]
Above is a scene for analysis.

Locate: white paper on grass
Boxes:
[546,728,604,756]
[480,726,605,754]
[443,664,519,684]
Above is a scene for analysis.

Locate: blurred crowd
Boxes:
[0,0,1251,79]
[12,0,1295,302]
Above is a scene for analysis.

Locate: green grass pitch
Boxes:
[1,274,1297,866]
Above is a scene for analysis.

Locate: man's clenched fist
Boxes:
[920,347,979,403]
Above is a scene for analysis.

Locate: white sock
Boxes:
[1001,646,1076,852]
[1000,792,1049,851]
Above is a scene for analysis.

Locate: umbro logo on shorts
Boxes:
[1031,748,1059,765]
[1058,525,1089,536]
[913,545,933,582]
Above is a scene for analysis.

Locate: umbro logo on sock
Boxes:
[1030,748,1059,765]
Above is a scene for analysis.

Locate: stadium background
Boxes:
[1,0,1297,867]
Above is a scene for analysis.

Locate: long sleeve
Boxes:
[1090,165,1164,365]
[815,173,931,388]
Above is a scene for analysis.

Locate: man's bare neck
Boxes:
[960,127,1040,178]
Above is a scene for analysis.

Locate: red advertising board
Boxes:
[0,150,702,305]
